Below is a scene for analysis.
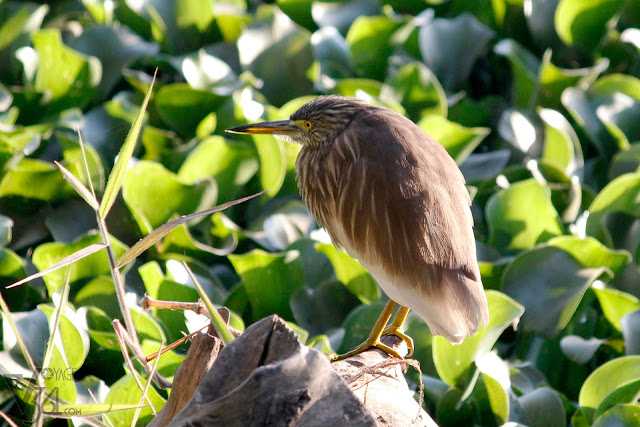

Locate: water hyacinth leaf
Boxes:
[155,84,228,137]
[315,243,380,303]
[595,379,640,418]
[555,0,624,50]
[39,303,90,372]
[493,39,540,109]
[277,0,315,31]
[486,178,563,254]
[433,290,524,388]
[32,29,101,113]
[419,13,495,91]
[252,134,287,197]
[312,0,382,35]
[593,404,640,427]
[539,108,584,177]
[381,61,447,121]
[539,54,609,110]
[2,308,49,367]
[180,49,237,92]
[290,280,361,336]
[178,136,259,203]
[501,246,605,337]
[311,26,355,89]
[586,172,640,245]
[473,372,509,425]
[31,232,126,294]
[418,115,489,165]
[609,143,640,180]
[103,374,165,426]
[0,159,67,201]
[563,74,640,160]
[560,335,606,364]
[517,387,566,427]
[579,356,640,422]
[238,8,313,106]
[622,310,640,355]
[592,287,640,331]
[228,249,304,322]
[99,71,155,219]
[8,243,106,291]
[548,236,630,276]
[459,149,511,183]
[337,302,386,354]
[116,191,264,268]
[122,161,217,235]
[69,24,159,100]
[346,15,402,82]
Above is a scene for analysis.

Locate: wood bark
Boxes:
[152,315,436,426]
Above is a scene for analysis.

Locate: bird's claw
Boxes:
[381,326,414,357]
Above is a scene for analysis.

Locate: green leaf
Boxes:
[502,246,605,337]
[315,243,380,303]
[595,380,640,419]
[39,303,90,372]
[579,356,640,422]
[418,13,495,91]
[0,159,66,201]
[238,8,313,106]
[518,387,566,427]
[155,83,228,137]
[346,15,402,81]
[560,335,606,364]
[592,287,640,331]
[69,25,159,100]
[337,302,385,354]
[290,280,360,336]
[417,115,489,165]
[178,136,259,203]
[122,161,217,235]
[548,236,630,276]
[563,74,640,160]
[493,39,540,109]
[555,0,624,50]
[593,404,640,427]
[103,374,165,426]
[31,231,127,295]
[99,71,155,219]
[228,249,304,322]
[433,290,524,388]
[32,29,101,113]
[252,134,287,197]
[380,61,447,121]
[475,372,509,425]
[622,309,640,355]
[539,108,584,176]
[586,172,640,245]
[486,179,564,254]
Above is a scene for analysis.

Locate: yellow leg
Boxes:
[381,306,414,357]
[332,300,413,362]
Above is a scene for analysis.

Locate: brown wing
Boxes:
[303,107,489,341]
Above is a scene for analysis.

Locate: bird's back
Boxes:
[297,105,489,343]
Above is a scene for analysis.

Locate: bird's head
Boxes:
[226,95,370,147]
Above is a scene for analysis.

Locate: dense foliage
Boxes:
[1,0,640,425]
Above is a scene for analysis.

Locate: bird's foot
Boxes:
[381,325,414,357]
[331,337,404,362]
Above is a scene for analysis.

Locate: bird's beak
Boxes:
[226,120,300,135]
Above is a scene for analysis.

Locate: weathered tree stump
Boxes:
[152,315,435,426]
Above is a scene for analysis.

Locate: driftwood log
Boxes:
[151,315,436,426]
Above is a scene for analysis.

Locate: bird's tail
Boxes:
[415,269,489,344]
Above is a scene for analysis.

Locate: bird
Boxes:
[226,95,489,361]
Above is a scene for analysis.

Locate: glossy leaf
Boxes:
[433,290,524,388]
[315,243,380,303]
[346,15,402,81]
[486,178,564,254]
[418,115,489,165]
[228,249,304,322]
[555,0,624,50]
[502,246,605,337]
[592,287,640,331]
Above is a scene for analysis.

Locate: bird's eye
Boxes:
[304,121,312,130]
